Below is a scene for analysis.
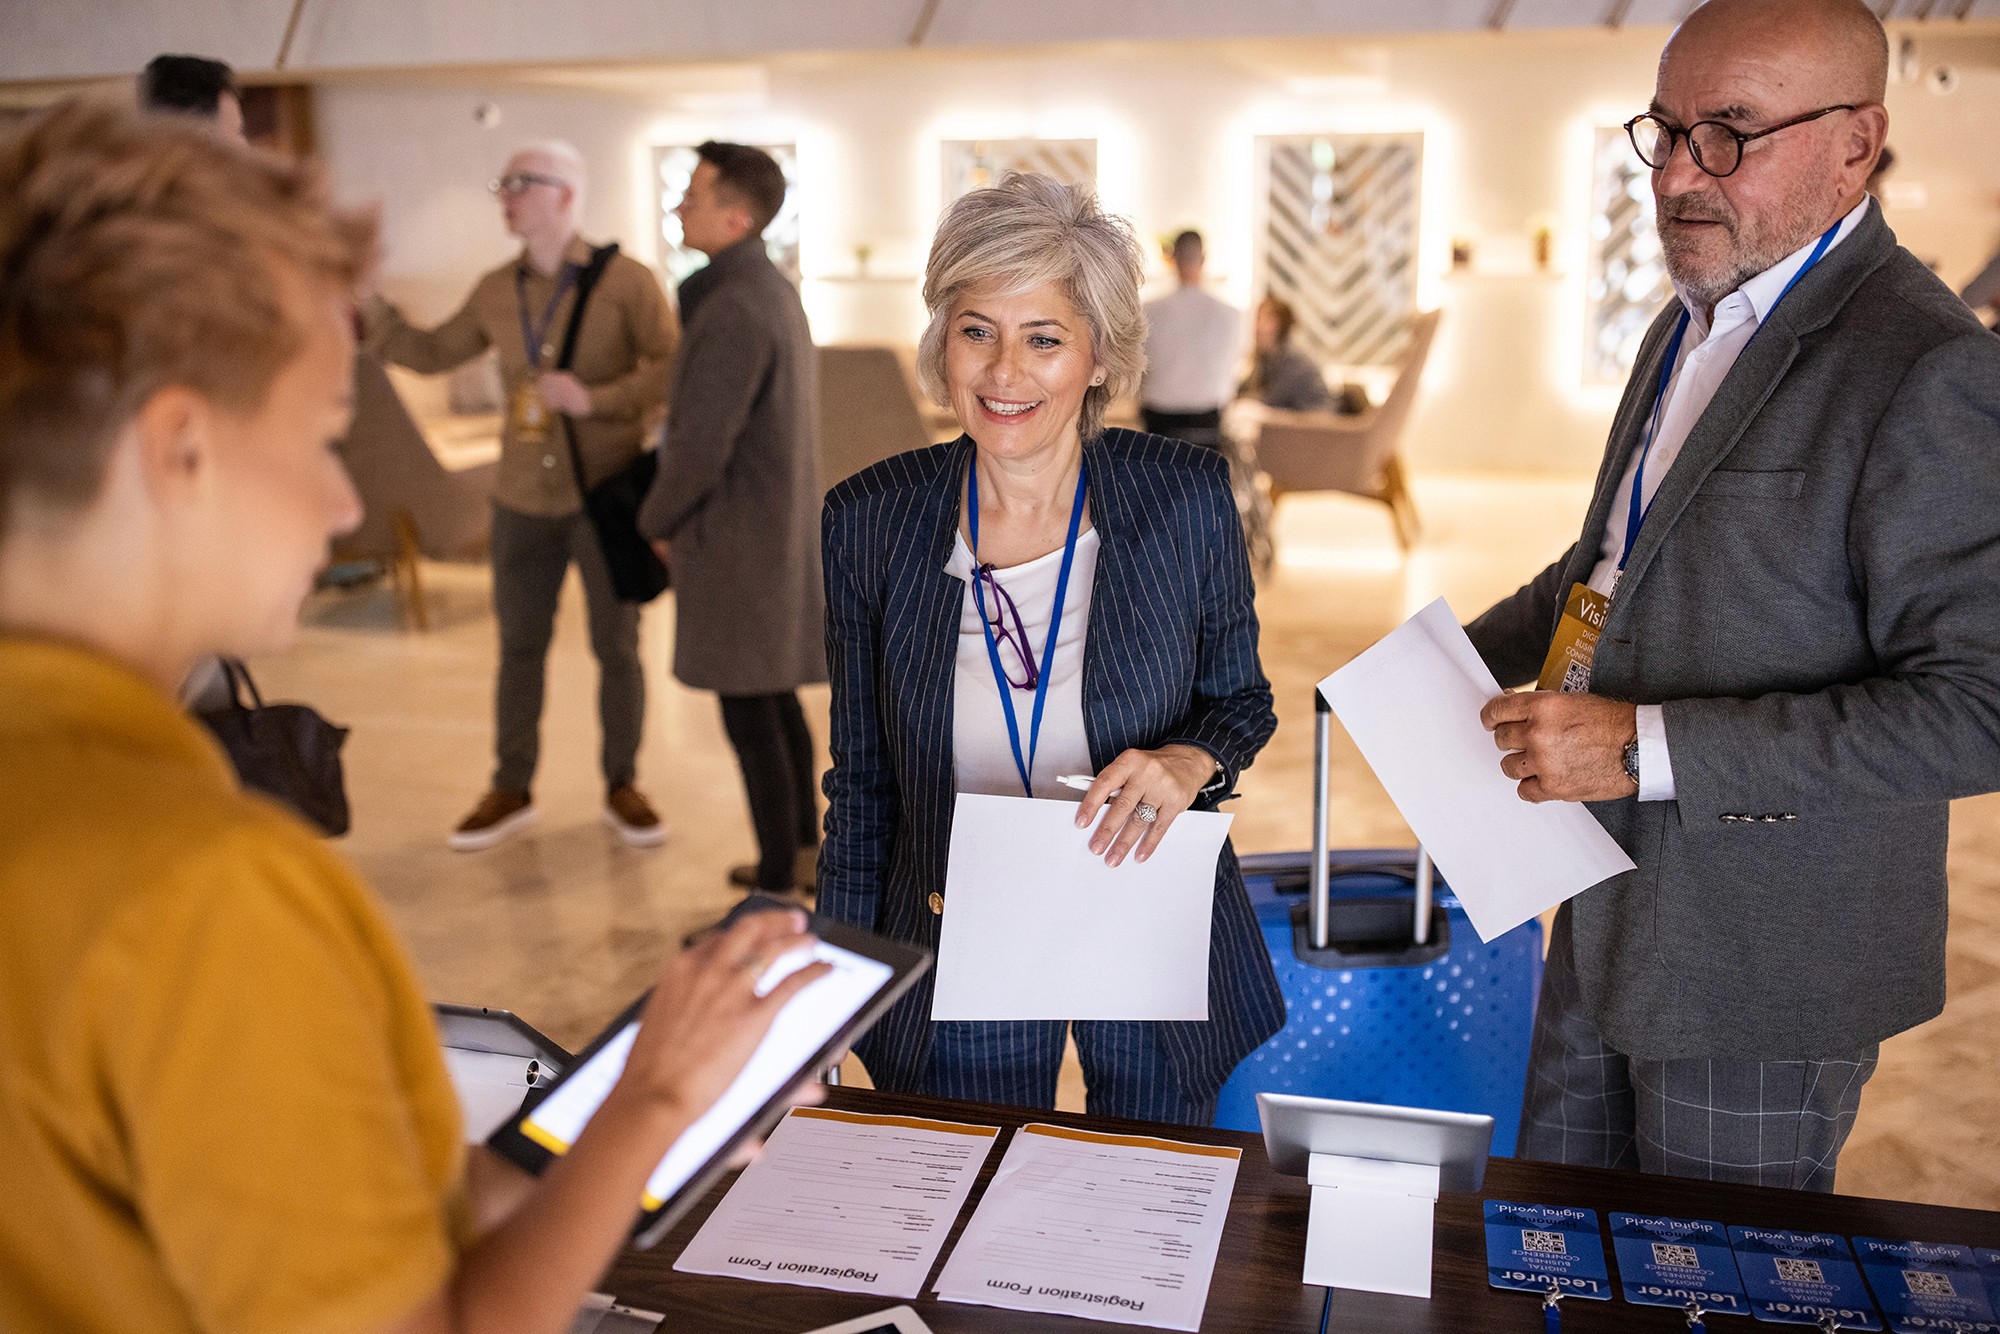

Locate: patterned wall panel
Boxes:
[1258,133,1422,368]
[941,138,1098,200]
[1585,124,1670,383]
[654,143,802,288]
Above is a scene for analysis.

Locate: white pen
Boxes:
[1054,773,1121,797]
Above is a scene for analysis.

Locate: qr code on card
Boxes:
[1651,1243,1701,1269]
[1560,659,1592,693]
[1522,1230,1568,1256]
[1774,1258,1825,1284]
[1904,1270,1957,1298]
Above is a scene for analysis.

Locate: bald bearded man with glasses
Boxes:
[1466,0,2000,1190]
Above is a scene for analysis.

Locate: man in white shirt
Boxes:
[1140,231,1242,448]
[1466,0,2000,1188]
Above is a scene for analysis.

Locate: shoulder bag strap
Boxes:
[554,242,621,497]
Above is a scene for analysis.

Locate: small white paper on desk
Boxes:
[673,1106,999,1299]
[933,1122,1240,1332]
[932,793,1230,1022]
[1318,596,1636,942]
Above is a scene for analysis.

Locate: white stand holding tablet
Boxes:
[1258,1092,1494,1300]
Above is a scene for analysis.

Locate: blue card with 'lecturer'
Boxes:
[1853,1238,1998,1333]
[1484,1201,1612,1300]
[1611,1212,1749,1316]
[1730,1227,1882,1329]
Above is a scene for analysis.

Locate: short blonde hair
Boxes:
[918,173,1146,442]
[0,99,375,535]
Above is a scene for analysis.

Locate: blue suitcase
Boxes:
[1213,692,1544,1154]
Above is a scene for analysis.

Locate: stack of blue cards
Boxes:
[1729,1227,1882,1329]
[1611,1213,1749,1317]
[1853,1238,1998,1333]
[1485,1201,1614,1303]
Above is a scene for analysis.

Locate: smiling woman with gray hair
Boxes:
[817,173,1285,1125]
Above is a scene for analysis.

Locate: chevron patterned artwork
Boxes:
[1585,125,1671,383]
[654,143,802,288]
[1257,133,1422,368]
[942,138,1098,200]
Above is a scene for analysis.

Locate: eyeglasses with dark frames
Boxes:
[1623,104,1857,179]
[973,563,1040,691]
[488,171,567,197]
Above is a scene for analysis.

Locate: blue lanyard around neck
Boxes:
[516,262,579,370]
[1619,216,1843,570]
[967,458,1089,799]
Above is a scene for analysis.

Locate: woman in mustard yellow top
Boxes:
[0,102,825,1333]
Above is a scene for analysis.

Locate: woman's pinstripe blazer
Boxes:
[818,428,1287,1100]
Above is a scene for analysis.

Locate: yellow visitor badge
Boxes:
[509,376,550,444]
[1536,582,1608,693]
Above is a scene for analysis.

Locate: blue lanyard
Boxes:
[516,262,579,369]
[967,459,1089,799]
[1619,216,1843,569]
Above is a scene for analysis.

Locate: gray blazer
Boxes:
[641,239,827,695]
[1467,201,2000,1061]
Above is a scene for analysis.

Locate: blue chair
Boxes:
[1214,849,1543,1155]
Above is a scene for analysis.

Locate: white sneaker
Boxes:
[448,791,539,852]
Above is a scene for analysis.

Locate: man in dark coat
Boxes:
[641,142,827,896]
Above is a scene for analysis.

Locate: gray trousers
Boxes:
[489,503,644,794]
[1518,910,1877,1192]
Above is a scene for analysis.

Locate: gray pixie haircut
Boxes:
[918,173,1147,443]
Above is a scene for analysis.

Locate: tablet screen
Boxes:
[517,939,894,1211]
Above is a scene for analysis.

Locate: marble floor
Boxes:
[254,472,2000,1210]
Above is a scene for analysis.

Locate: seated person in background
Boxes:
[819,174,1284,1127]
[0,100,827,1334]
[1241,296,1332,411]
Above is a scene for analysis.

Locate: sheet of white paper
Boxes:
[673,1106,999,1299]
[931,794,1230,1022]
[1317,597,1635,941]
[933,1123,1240,1332]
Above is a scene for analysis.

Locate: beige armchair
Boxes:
[817,345,938,488]
[1239,307,1440,551]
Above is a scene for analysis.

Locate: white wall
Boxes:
[321,27,2000,476]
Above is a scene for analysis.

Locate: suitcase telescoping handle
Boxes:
[1312,689,1434,950]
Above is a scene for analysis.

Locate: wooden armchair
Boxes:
[1239,308,1440,551]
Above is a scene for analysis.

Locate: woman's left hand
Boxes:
[1074,744,1221,867]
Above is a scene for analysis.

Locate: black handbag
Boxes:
[196,658,352,837]
[557,243,671,605]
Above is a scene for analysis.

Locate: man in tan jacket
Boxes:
[366,140,679,851]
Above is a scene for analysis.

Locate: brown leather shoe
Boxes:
[449,789,537,852]
[603,786,667,848]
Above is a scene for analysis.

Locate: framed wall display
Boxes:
[1584,124,1670,384]
[653,143,802,287]
[941,138,1097,201]
[1257,132,1423,369]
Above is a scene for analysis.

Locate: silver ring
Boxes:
[1134,803,1159,825]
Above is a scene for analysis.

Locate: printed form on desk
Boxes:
[932,1123,1240,1331]
[673,1106,1000,1299]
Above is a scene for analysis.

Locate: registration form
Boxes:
[674,1106,1000,1299]
[933,1123,1240,1331]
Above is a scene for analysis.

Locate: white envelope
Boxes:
[930,793,1231,1022]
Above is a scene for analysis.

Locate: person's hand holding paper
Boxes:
[1317,598,1635,942]
[1481,690,1640,803]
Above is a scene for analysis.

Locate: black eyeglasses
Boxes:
[488,171,567,197]
[1623,105,1857,179]
[973,563,1039,691]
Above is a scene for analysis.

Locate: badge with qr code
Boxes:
[1612,1213,1749,1315]
[1853,1238,1998,1332]
[1730,1227,1882,1327]
[1536,583,1610,693]
[1484,1201,1611,1299]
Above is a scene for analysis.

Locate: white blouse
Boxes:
[947,528,1100,802]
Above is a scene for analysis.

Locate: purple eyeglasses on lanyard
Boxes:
[972,564,1039,690]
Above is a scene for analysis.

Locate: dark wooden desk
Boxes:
[604,1087,2000,1332]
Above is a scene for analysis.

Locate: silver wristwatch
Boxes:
[1622,737,1640,787]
